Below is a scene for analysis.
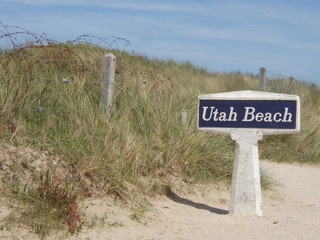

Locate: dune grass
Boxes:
[261,80,320,163]
[1,42,320,237]
[1,43,320,185]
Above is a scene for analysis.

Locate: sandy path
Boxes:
[1,161,320,239]
[69,161,320,240]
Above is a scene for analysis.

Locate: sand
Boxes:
[1,161,320,239]
[70,161,320,240]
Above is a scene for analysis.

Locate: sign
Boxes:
[198,90,300,135]
[197,90,301,216]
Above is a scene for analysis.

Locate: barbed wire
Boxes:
[0,22,135,55]
[70,34,135,55]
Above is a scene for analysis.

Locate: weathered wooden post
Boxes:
[259,67,267,91]
[197,90,300,216]
[100,53,116,115]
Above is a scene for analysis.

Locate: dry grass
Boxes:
[1,42,319,237]
[1,43,319,184]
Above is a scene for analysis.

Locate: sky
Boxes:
[1,0,320,86]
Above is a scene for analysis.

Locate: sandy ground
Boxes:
[1,161,320,240]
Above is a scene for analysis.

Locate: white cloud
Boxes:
[7,0,320,27]
[5,0,320,49]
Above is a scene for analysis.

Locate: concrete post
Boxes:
[100,53,116,115]
[198,90,300,217]
[229,129,263,216]
[259,67,267,91]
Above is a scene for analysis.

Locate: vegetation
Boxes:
[7,170,82,237]
[261,79,320,163]
[1,42,319,237]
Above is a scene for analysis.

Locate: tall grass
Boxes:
[260,80,320,163]
[1,42,320,237]
[1,43,319,191]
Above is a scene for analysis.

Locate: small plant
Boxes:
[32,223,47,239]
[129,198,150,223]
[86,212,123,229]
[7,169,83,238]
[0,223,6,231]
[37,169,82,233]
[130,213,141,222]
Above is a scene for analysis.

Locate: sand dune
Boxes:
[1,161,319,240]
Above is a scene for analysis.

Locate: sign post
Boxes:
[197,90,300,216]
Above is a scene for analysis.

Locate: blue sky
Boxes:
[1,0,320,86]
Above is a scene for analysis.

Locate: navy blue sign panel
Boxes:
[198,100,297,129]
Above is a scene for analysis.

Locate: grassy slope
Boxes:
[1,43,320,187]
[1,43,320,237]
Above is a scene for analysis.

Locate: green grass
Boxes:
[1,42,320,237]
[260,80,320,163]
[1,43,319,183]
